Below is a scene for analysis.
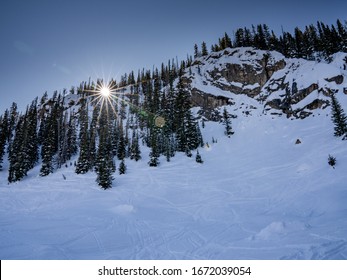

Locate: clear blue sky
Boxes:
[1,0,346,113]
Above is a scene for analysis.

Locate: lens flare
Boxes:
[100,86,110,97]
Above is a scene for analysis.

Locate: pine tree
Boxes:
[235,28,245,47]
[117,121,126,160]
[7,99,39,181]
[0,115,8,170]
[194,43,199,59]
[148,128,160,167]
[336,19,347,52]
[330,93,347,138]
[95,109,114,189]
[173,75,204,153]
[8,115,24,182]
[8,102,18,141]
[174,76,190,152]
[75,98,90,174]
[57,110,68,168]
[66,111,78,160]
[88,105,99,169]
[328,154,336,168]
[195,149,203,163]
[130,130,141,161]
[224,32,232,48]
[222,107,234,137]
[40,114,56,177]
[201,41,208,56]
[294,27,304,58]
[119,159,126,175]
[26,99,39,170]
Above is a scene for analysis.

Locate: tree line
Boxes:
[195,19,347,60]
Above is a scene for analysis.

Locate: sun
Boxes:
[100,86,111,97]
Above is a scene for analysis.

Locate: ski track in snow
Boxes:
[1,106,347,259]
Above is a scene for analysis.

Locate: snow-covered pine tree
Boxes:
[117,120,126,160]
[7,102,18,144]
[0,115,8,170]
[40,113,56,177]
[119,159,126,175]
[26,99,39,170]
[88,105,99,170]
[8,115,24,182]
[330,93,347,139]
[57,110,69,168]
[174,75,190,152]
[66,110,78,161]
[195,149,203,163]
[130,130,141,161]
[95,109,114,189]
[222,107,234,137]
[148,128,160,167]
[75,98,90,174]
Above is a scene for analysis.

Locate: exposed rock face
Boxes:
[325,75,344,84]
[191,88,230,109]
[207,51,286,97]
[184,47,347,119]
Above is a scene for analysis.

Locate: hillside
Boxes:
[1,106,347,259]
[0,47,347,259]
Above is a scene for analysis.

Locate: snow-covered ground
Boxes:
[1,106,346,260]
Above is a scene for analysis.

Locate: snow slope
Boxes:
[1,106,347,259]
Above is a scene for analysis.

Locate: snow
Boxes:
[1,48,347,260]
[1,107,347,260]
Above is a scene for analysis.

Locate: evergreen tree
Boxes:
[148,128,160,167]
[195,149,203,163]
[336,19,347,52]
[243,27,253,47]
[330,93,347,138]
[119,159,126,174]
[254,24,268,50]
[294,27,305,58]
[88,105,99,169]
[66,111,78,160]
[7,99,39,181]
[235,28,245,47]
[0,115,8,170]
[40,114,56,177]
[95,107,114,189]
[8,102,18,143]
[117,120,126,160]
[194,43,199,59]
[222,107,234,137]
[26,99,39,170]
[57,110,69,168]
[8,115,24,182]
[75,98,90,174]
[201,41,208,56]
[130,130,141,161]
[224,32,232,48]
[174,75,203,152]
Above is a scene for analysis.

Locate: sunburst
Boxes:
[78,78,166,128]
[100,86,111,97]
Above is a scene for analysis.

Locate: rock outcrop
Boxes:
[184,47,347,119]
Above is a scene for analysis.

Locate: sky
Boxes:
[0,0,346,114]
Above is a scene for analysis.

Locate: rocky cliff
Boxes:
[184,48,347,119]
